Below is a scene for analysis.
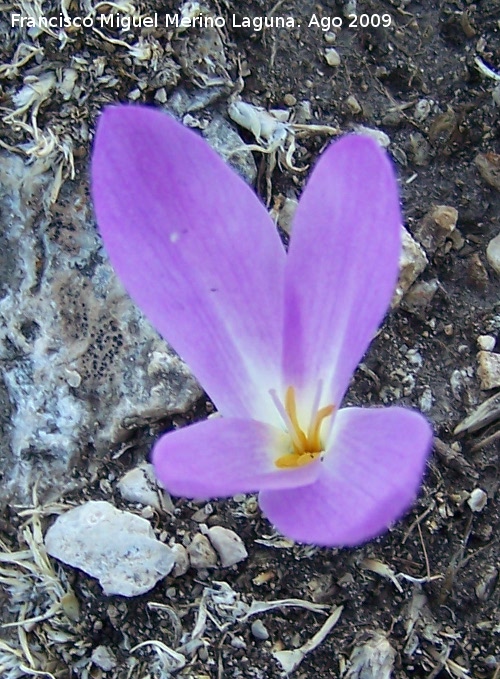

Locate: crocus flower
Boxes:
[91,105,432,547]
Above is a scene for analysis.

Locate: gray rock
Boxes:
[0,152,202,506]
[91,645,117,671]
[202,115,257,185]
[45,501,175,596]
[251,619,270,641]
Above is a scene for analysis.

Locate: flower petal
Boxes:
[282,135,402,408]
[259,407,432,546]
[152,417,321,499]
[91,106,286,421]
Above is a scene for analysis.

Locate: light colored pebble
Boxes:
[413,205,458,255]
[493,84,500,107]
[346,95,362,114]
[154,87,167,103]
[324,31,336,44]
[477,335,496,351]
[467,488,488,512]
[402,279,439,312]
[206,525,248,567]
[171,543,190,577]
[477,351,500,389]
[414,98,432,122]
[325,48,341,67]
[283,93,297,106]
[419,386,433,413]
[45,501,175,596]
[486,232,500,275]
[187,533,218,569]
[275,196,298,235]
[392,228,428,306]
[91,645,117,671]
[118,463,162,509]
[251,619,270,640]
[231,636,247,649]
[353,125,390,148]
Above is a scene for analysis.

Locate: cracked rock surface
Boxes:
[0,152,202,506]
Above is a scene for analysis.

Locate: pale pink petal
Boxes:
[282,135,402,409]
[91,106,286,421]
[259,407,432,546]
[153,417,321,499]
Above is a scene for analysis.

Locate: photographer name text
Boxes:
[11,12,393,32]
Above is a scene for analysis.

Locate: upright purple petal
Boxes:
[259,407,432,546]
[153,417,321,498]
[91,106,286,421]
[282,135,402,409]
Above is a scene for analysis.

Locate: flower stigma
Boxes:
[270,384,335,469]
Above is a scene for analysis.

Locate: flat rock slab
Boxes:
[45,501,175,596]
[0,152,202,506]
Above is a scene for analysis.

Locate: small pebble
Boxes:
[171,543,190,577]
[467,488,488,512]
[206,526,248,567]
[251,619,270,640]
[477,351,500,389]
[346,95,362,114]
[486,233,500,275]
[414,98,432,122]
[118,463,162,510]
[477,335,496,351]
[231,636,247,649]
[91,645,117,671]
[493,84,500,107]
[324,31,336,44]
[187,533,217,569]
[283,93,297,106]
[325,48,341,67]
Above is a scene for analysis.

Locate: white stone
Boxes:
[45,501,175,596]
[187,533,217,569]
[477,335,496,351]
[477,351,500,390]
[467,488,488,512]
[206,526,248,567]
[325,48,341,67]
[486,232,500,275]
[0,152,202,507]
[118,462,165,510]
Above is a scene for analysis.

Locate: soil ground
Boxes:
[0,1,499,678]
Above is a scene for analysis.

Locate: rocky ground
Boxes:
[0,0,499,677]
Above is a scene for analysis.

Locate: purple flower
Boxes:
[91,105,432,547]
